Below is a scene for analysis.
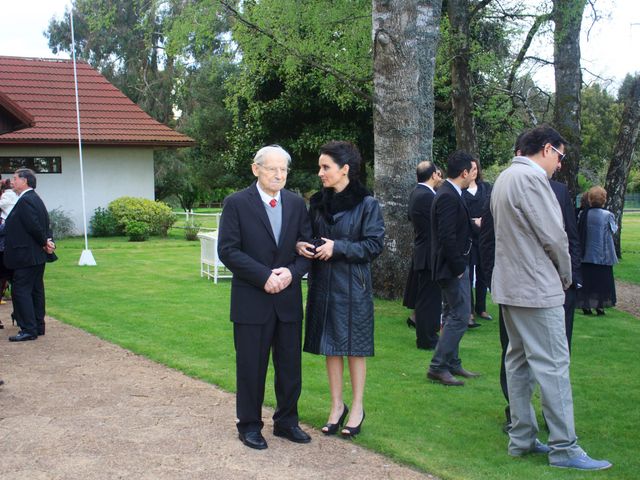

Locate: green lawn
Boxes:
[616,211,640,284]
[43,219,639,480]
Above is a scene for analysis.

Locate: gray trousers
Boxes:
[429,267,470,373]
[502,305,585,462]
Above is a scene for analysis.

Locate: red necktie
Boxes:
[269,199,277,208]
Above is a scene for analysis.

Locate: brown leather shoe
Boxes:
[427,370,464,386]
[451,367,481,378]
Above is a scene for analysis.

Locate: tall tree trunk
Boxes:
[552,0,585,201]
[448,0,478,156]
[372,0,442,299]
[604,75,640,257]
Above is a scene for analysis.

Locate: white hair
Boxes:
[253,144,291,166]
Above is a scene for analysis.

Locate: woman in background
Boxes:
[0,178,18,326]
[463,158,492,327]
[577,186,618,315]
[297,141,384,438]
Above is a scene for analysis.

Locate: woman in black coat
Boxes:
[297,141,384,438]
[462,158,492,327]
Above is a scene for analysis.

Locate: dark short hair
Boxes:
[446,150,473,179]
[514,130,528,155]
[15,168,37,189]
[518,125,567,157]
[319,140,362,182]
[416,161,437,183]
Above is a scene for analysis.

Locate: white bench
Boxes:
[197,231,232,284]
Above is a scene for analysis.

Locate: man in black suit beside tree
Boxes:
[218,145,312,450]
[408,160,443,350]
[427,151,480,386]
[4,168,55,342]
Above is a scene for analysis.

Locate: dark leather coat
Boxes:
[303,189,384,357]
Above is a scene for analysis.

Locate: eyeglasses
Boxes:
[257,164,290,174]
[549,145,566,163]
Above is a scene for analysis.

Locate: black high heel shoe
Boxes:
[322,403,348,435]
[406,317,416,329]
[341,410,365,438]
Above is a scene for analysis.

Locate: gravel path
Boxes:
[0,312,434,480]
[614,280,640,318]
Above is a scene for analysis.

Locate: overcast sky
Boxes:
[0,0,639,93]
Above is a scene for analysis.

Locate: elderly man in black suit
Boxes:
[427,151,480,386]
[408,161,442,350]
[218,145,312,450]
[4,168,55,342]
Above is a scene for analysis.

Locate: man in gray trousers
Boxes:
[491,125,611,471]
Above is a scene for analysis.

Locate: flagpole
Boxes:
[70,10,96,266]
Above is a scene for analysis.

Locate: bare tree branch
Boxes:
[469,0,494,21]
[507,13,551,93]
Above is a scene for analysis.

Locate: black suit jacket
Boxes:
[3,189,51,270]
[430,180,472,281]
[218,183,312,325]
[550,180,582,286]
[408,184,436,272]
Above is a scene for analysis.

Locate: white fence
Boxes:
[173,211,221,231]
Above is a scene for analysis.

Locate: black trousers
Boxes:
[11,263,46,336]
[414,269,441,349]
[469,245,488,315]
[233,310,302,434]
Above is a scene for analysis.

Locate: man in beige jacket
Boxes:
[491,125,611,471]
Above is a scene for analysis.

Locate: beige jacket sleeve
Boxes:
[520,175,572,290]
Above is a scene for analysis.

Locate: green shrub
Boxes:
[48,207,75,239]
[124,220,150,242]
[90,207,118,237]
[108,197,176,236]
[184,220,201,241]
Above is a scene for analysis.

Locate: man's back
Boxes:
[491,157,570,308]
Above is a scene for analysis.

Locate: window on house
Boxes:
[0,156,62,174]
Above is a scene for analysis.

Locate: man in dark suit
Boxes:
[4,168,55,342]
[549,179,582,351]
[427,151,479,386]
[218,145,312,450]
[408,161,442,350]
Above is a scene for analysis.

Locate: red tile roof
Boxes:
[0,56,194,147]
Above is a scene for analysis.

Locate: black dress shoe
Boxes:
[9,331,37,342]
[451,367,481,378]
[427,369,464,386]
[238,431,268,450]
[273,425,311,444]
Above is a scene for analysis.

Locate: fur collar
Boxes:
[310,181,371,223]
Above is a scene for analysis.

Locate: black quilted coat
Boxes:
[303,182,385,357]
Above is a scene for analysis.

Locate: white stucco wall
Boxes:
[0,145,155,234]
